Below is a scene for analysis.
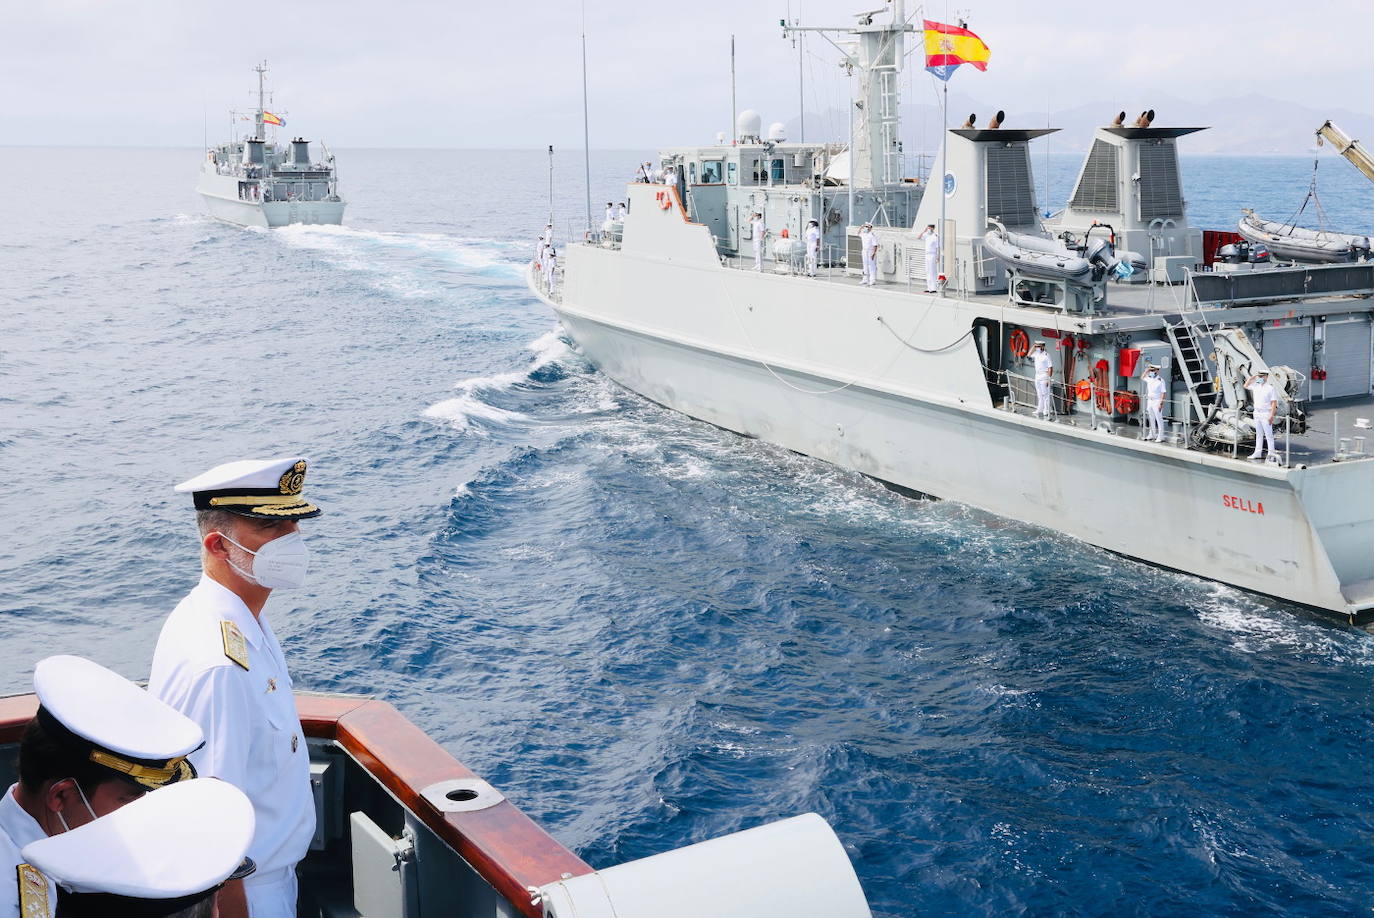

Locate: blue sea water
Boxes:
[3,145,1374,916]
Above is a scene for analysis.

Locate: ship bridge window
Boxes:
[771,158,785,183]
[700,160,723,184]
[751,158,764,183]
[727,162,737,185]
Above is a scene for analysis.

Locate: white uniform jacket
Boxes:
[149,576,315,886]
[1145,373,1167,407]
[0,786,54,918]
[1032,350,1054,381]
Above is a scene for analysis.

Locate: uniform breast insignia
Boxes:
[291,734,299,753]
[266,677,277,693]
[17,863,48,917]
[221,621,250,671]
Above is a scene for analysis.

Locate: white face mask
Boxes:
[218,530,310,590]
[56,780,97,833]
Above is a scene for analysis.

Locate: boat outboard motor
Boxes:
[536,813,871,918]
[1217,242,1245,264]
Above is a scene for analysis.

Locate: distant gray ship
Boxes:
[197,62,345,228]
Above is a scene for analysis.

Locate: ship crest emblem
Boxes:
[278,460,307,495]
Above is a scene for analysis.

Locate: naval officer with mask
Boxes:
[150,457,322,918]
[2,656,204,918]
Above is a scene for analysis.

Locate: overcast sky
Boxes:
[1,0,1366,149]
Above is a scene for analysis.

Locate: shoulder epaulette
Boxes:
[17,863,48,918]
[220,621,250,671]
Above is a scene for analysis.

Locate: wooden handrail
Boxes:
[0,693,591,918]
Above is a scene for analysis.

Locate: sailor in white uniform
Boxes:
[1,655,203,918]
[859,223,879,286]
[21,778,255,918]
[534,223,553,268]
[1143,364,1167,441]
[615,202,627,221]
[1245,370,1279,460]
[1031,341,1055,419]
[151,457,323,918]
[602,202,615,234]
[918,223,941,292]
[749,212,767,271]
[544,244,558,294]
[804,219,821,276]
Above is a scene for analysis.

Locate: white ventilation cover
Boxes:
[538,813,871,918]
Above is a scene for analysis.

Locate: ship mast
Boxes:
[783,0,913,191]
[254,61,268,142]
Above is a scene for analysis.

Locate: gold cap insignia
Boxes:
[278,460,307,496]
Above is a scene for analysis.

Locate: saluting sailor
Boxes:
[544,243,558,295]
[859,223,879,286]
[1245,370,1279,460]
[1143,363,1167,441]
[918,223,941,293]
[1031,340,1055,420]
[804,219,821,277]
[2,655,203,918]
[21,778,255,918]
[150,457,322,918]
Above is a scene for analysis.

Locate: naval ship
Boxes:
[197,62,345,228]
[0,689,872,917]
[529,0,1374,622]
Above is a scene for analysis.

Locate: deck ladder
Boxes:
[1164,316,1217,424]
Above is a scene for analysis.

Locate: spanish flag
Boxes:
[923,20,990,82]
[262,111,285,127]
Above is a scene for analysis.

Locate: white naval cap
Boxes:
[34,656,203,790]
[175,456,322,520]
[21,779,254,912]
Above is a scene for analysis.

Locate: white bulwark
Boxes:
[197,62,345,228]
[531,1,1374,621]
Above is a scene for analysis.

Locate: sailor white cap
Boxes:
[1256,368,1269,374]
[34,656,203,790]
[1147,363,1160,369]
[21,779,254,912]
[1032,340,1046,347]
[175,457,321,520]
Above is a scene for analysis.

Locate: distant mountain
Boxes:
[783,92,1374,156]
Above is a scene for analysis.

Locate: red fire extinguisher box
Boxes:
[1118,347,1141,377]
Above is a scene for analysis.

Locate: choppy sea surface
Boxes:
[4,146,1374,916]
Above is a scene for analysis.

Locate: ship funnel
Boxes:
[736,109,763,143]
[961,113,977,129]
[1111,111,1126,127]
[986,110,1005,129]
[1133,109,1156,128]
[242,138,265,165]
[291,138,310,164]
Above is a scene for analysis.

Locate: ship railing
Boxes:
[532,260,563,303]
[714,237,845,280]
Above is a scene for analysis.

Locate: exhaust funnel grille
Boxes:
[1069,140,1118,212]
[1139,142,1183,220]
[984,145,1037,227]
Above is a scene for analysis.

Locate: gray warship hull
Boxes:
[527,183,1374,619]
[197,164,345,229]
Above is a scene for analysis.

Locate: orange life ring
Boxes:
[656,192,671,211]
[1113,390,1140,415]
[1009,329,1030,358]
[1075,379,1092,401]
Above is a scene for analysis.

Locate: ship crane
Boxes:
[1316,120,1374,185]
